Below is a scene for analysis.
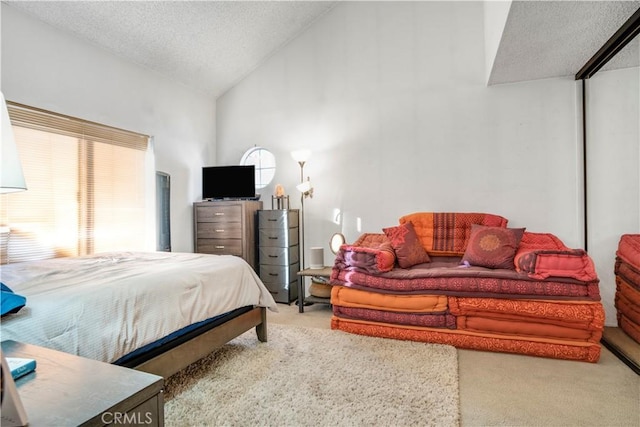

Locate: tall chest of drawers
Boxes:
[257,209,300,303]
[194,200,262,270]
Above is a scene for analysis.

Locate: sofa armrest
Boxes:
[515,249,597,282]
[333,233,396,274]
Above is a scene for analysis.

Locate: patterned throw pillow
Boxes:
[462,224,525,269]
[382,222,431,268]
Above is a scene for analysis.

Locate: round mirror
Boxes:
[240,147,276,189]
[330,233,346,254]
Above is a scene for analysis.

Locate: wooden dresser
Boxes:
[193,200,262,270]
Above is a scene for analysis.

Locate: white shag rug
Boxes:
[164,323,460,427]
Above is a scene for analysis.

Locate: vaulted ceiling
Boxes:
[3,1,339,97]
[3,1,639,97]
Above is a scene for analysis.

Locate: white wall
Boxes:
[587,66,640,324]
[217,3,583,260]
[1,4,215,253]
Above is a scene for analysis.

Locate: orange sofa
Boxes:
[330,212,604,362]
[614,234,640,343]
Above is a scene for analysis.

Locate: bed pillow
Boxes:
[1,283,26,316]
[383,222,431,268]
[461,224,525,270]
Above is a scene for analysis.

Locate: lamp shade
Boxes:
[291,149,311,163]
[296,180,313,194]
[0,92,26,193]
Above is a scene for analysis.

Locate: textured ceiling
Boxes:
[4,1,639,95]
[4,1,338,97]
[490,1,640,84]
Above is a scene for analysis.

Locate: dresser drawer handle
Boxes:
[268,219,277,221]
[215,229,225,232]
[268,255,278,258]
[269,273,279,277]
[268,237,278,240]
[215,245,225,249]
[214,212,225,216]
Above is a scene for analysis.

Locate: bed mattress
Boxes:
[0,251,277,363]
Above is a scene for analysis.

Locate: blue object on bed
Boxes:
[1,283,26,316]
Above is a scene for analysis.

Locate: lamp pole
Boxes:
[291,149,311,273]
[298,160,305,269]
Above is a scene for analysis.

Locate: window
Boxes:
[1,102,151,263]
[240,147,276,189]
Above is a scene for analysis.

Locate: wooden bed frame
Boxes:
[129,306,267,378]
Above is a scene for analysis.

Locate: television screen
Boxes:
[202,165,256,200]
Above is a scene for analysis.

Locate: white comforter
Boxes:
[0,251,277,363]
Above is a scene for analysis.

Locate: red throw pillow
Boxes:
[462,224,525,269]
[383,222,431,268]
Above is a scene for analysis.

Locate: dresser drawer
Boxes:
[263,280,298,303]
[193,200,262,271]
[258,210,299,229]
[196,205,242,222]
[258,227,299,247]
[259,264,299,285]
[196,222,242,239]
[259,245,299,266]
[196,239,242,256]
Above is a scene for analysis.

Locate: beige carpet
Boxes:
[164,323,460,426]
[269,303,640,426]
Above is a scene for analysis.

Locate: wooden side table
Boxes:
[297,266,333,313]
[1,340,164,426]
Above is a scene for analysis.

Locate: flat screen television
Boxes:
[202,165,256,200]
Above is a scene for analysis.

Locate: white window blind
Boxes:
[1,102,150,263]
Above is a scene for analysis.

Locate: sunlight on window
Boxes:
[2,104,150,263]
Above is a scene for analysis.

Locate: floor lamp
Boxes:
[1,91,29,427]
[1,93,27,193]
[291,150,313,269]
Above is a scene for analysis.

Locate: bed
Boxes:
[0,251,278,378]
